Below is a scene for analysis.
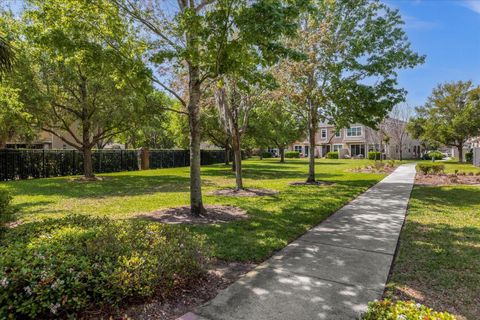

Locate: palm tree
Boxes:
[0,36,13,75]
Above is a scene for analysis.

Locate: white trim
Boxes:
[335,131,341,138]
[320,129,327,139]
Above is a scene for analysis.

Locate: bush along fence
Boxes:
[0,149,225,181]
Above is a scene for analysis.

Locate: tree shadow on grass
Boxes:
[412,185,480,209]
[388,219,480,319]
[6,174,195,199]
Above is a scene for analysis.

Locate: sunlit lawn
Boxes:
[386,185,480,320]
[2,158,385,261]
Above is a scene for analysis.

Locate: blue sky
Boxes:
[388,0,480,107]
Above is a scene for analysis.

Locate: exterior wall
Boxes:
[7,126,80,150]
[473,148,480,167]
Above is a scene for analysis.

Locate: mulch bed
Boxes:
[138,205,248,224]
[349,166,397,174]
[96,260,256,320]
[415,173,480,186]
[209,188,278,197]
[289,180,334,186]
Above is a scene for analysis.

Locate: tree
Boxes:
[277,0,424,182]
[0,36,13,76]
[409,81,480,162]
[14,0,153,178]
[249,100,304,163]
[215,77,257,190]
[383,104,413,161]
[201,104,232,165]
[114,0,302,214]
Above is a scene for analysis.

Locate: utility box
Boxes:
[474,148,480,167]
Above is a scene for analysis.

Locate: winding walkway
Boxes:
[180,163,417,320]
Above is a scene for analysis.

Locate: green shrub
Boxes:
[326,151,339,159]
[417,163,445,175]
[424,150,444,160]
[261,151,272,158]
[363,300,456,320]
[465,152,473,163]
[0,189,15,235]
[285,151,300,158]
[0,215,209,318]
[368,151,382,160]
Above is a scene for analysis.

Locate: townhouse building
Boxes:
[286,120,422,160]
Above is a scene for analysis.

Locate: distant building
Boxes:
[284,119,422,160]
[6,130,77,150]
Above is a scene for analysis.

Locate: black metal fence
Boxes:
[148,149,225,169]
[0,149,225,181]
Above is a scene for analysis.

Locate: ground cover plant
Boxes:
[363,300,456,320]
[0,215,209,318]
[386,185,480,319]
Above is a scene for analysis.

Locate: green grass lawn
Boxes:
[1,158,385,262]
[386,185,480,320]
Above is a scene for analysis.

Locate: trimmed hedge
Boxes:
[285,151,300,158]
[261,152,272,158]
[326,151,339,159]
[417,163,445,175]
[0,216,210,318]
[363,300,456,320]
[368,151,382,160]
[466,152,473,163]
[423,150,444,161]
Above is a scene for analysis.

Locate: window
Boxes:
[294,145,302,153]
[333,144,342,152]
[346,126,362,137]
[335,131,341,138]
[350,144,365,157]
[321,129,327,139]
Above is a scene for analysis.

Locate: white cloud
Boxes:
[461,0,480,14]
[403,15,438,30]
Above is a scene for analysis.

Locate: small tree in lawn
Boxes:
[249,100,305,163]
[409,81,480,162]
[215,77,259,191]
[201,104,232,166]
[277,0,424,183]
[15,0,152,179]
[384,104,413,161]
[114,0,302,213]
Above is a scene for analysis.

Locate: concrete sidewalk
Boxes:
[180,163,417,320]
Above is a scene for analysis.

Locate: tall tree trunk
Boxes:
[83,147,94,179]
[232,128,243,191]
[306,99,316,183]
[279,146,285,163]
[188,65,205,216]
[458,142,464,163]
[224,141,230,165]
